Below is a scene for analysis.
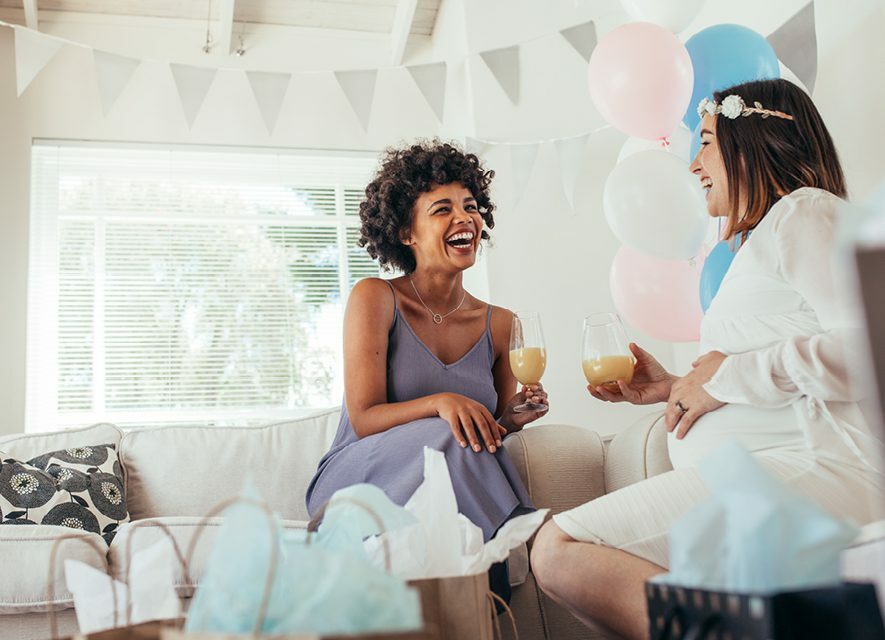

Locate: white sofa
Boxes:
[3,411,880,640]
[1,409,674,640]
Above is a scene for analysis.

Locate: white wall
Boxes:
[1,0,884,436]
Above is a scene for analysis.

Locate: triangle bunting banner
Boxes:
[479,45,520,105]
[334,69,378,131]
[169,63,218,129]
[14,26,64,96]
[246,71,291,134]
[559,21,597,62]
[93,50,140,114]
[406,62,447,123]
[768,2,817,94]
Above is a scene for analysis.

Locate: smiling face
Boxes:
[404,182,483,273]
[689,114,732,218]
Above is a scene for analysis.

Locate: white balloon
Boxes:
[618,0,707,33]
[603,150,708,260]
[617,124,692,164]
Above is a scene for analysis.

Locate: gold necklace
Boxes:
[409,277,467,325]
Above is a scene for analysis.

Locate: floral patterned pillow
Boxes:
[0,443,128,544]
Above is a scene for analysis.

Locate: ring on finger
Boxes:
[675,400,688,413]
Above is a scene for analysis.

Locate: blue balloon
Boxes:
[689,120,702,163]
[700,239,740,312]
[683,24,780,131]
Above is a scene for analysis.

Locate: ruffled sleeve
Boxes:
[703,190,865,407]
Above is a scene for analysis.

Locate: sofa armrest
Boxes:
[503,424,606,516]
[604,411,673,494]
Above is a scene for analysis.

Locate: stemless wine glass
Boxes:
[582,312,635,390]
[509,311,547,413]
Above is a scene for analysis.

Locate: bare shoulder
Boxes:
[489,305,514,351]
[347,277,396,320]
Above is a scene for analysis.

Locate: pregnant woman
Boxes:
[531,79,885,640]
[305,140,548,596]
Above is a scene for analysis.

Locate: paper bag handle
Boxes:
[47,533,116,640]
[181,495,280,638]
[305,495,392,573]
[487,591,519,640]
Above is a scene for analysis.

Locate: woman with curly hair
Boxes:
[305,140,547,560]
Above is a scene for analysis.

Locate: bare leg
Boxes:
[531,520,666,640]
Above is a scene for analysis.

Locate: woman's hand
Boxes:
[435,393,507,453]
[665,351,728,439]
[587,343,675,405]
[499,384,549,432]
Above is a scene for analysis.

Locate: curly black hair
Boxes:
[357,140,496,274]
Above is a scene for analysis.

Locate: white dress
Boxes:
[554,188,885,568]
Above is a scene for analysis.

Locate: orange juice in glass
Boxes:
[509,311,547,412]
[582,312,635,390]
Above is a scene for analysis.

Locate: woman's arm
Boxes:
[343,279,439,437]
[703,192,865,407]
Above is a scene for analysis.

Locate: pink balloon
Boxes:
[588,22,694,140]
[610,245,704,342]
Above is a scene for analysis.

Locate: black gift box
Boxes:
[646,581,885,640]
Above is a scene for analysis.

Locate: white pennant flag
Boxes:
[509,143,538,207]
[406,62,447,123]
[334,69,378,131]
[479,46,520,105]
[768,2,817,94]
[93,50,140,115]
[559,21,597,62]
[169,63,217,129]
[14,27,64,96]
[246,71,291,134]
[465,137,490,158]
[554,134,590,212]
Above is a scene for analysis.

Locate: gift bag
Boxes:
[175,492,435,639]
[646,581,885,640]
[409,573,497,640]
[48,520,188,640]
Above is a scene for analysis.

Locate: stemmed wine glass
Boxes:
[509,311,547,412]
[581,312,635,390]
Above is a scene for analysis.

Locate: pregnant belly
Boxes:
[667,403,806,469]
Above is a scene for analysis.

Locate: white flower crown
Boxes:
[697,95,794,121]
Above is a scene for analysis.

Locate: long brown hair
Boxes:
[712,79,846,239]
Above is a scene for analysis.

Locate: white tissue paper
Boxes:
[65,537,181,633]
[656,442,860,593]
[364,447,548,579]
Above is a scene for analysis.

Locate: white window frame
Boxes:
[26,140,379,433]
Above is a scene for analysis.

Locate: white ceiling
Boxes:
[0,0,443,35]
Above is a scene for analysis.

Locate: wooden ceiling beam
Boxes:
[22,0,38,30]
[390,0,418,65]
[217,0,236,55]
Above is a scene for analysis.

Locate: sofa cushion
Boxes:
[605,412,673,494]
[120,410,340,522]
[0,525,107,614]
[1,443,129,544]
[108,516,309,597]
[0,423,123,461]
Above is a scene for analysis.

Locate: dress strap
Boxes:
[486,304,493,331]
[382,278,398,309]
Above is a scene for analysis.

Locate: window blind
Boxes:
[27,143,379,432]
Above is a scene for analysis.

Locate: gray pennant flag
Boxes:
[510,143,539,207]
[169,63,218,129]
[334,69,378,131]
[768,2,817,94]
[406,62,447,123]
[93,50,140,115]
[246,71,291,134]
[555,134,590,212]
[479,45,520,105]
[559,20,597,63]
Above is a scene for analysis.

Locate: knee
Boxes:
[530,519,571,594]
